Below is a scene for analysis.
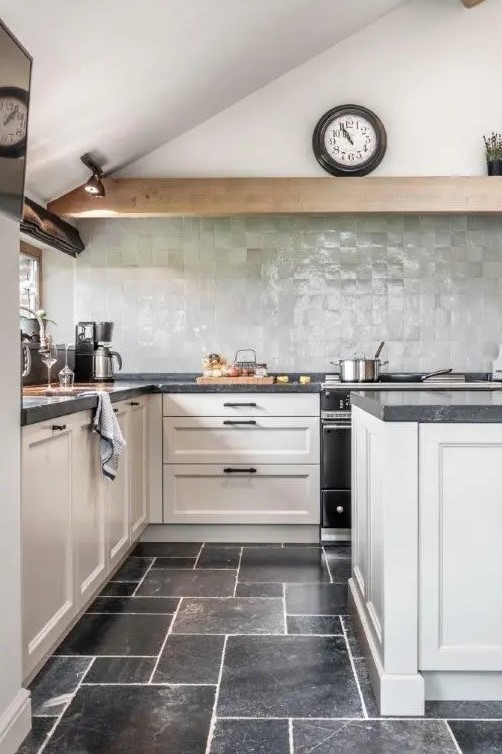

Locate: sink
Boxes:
[23,383,115,397]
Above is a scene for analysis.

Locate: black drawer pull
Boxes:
[129,401,140,406]
[223,467,257,474]
[51,424,67,431]
[223,402,257,408]
[113,408,118,413]
[223,420,257,426]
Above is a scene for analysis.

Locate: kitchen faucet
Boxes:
[20,306,50,353]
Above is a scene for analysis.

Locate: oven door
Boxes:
[321,422,351,490]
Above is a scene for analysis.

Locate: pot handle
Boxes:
[379,360,389,367]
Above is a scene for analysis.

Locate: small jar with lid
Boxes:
[255,363,268,378]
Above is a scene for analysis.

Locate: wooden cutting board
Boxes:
[196,376,275,385]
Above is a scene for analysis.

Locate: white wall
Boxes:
[0,213,30,752]
[122,0,502,179]
[42,247,75,345]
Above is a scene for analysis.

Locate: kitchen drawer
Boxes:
[163,393,319,418]
[322,490,351,529]
[163,416,320,464]
[163,464,320,524]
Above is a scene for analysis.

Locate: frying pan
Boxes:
[379,369,453,383]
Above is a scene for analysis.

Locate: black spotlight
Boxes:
[80,153,105,197]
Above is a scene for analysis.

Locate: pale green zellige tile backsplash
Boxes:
[75,215,502,373]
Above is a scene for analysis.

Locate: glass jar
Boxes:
[255,363,268,378]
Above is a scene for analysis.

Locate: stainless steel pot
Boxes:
[330,358,389,383]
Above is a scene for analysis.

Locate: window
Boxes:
[19,241,42,310]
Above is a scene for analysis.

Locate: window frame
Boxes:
[19,241,42,309]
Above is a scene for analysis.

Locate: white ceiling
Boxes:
[0,0,407,201]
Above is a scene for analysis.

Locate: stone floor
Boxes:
[20,543,502,753]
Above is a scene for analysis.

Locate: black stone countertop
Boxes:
[351,389,502,423]
[21,379,322,426]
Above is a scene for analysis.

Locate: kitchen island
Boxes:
[350,390,502,716]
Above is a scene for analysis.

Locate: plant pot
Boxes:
[487,160,502,176]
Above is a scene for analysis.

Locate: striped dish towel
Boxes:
[91,391,126,480]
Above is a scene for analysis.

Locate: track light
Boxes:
[80,153,106,197]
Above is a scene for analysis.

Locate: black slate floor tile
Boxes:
[218,635,363,718]
[287,615,343,635]
[448,720,502,754]
[342,616,365,658]
[173,597,284,634]
[239,546,330,583]
[210,719,290,754]
[326,560,352,582]
[29,656,92,716]
[99,581,137,597]
[136,569,236,597]
[353,659,379,717]
[235,582,283,598]
[83,657,155,684]
[18,718,55,754]
[153,557,196,569]
[323,544,352,560]
[293,719,458,753]
[285,583,348,615]
[88,596,179,614]
[426,700,502,719]
[43,685,214,754]
[293,720,456,754]
[56,613,171,656]
[112,557,153,582]
[196,547,241,569]
[152,634,225,684]
[132,542,202,557]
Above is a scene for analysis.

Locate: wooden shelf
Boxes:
[48,176,502,218]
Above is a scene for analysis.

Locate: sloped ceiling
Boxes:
[0,0,407,201]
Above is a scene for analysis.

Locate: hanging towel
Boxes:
[91,391,126,480]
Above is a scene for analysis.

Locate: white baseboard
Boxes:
[349,578,425,717]
[0,689,31,754]
[141,524,319,543]
[424,671,502,700]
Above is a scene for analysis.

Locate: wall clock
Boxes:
[312,104,387,177]
[0,86,29,159]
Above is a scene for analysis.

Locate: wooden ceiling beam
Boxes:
[47,176,502,217]
[460,0,485,7]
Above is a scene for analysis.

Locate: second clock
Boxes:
[312,104,387,177]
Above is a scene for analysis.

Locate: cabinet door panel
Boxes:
[129,399,148,539]
[420,424,502,670]
[72,412,106,607]
[106,405,130,570]
[22,424,74,677]
[163,393,319,418]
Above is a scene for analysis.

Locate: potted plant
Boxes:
[483,132,502,175]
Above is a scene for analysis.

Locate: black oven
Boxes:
[321,388,352,542]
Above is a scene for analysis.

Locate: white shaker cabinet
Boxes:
[106,402,131,570]
[128,397,149,538]
[22,421,75,677]
[71,410,107,608]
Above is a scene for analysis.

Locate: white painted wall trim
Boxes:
[0,689,31,754]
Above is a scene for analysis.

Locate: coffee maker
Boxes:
[74,321,123,382]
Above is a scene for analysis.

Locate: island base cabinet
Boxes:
[22,423,75,678]
[163,464,320,524]
[419,423,502,671]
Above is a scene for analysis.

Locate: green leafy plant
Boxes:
[483,132,502,161]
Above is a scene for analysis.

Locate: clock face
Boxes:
[312,105,387,177]
[0,87,29,158]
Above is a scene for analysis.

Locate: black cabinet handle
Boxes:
[51,424,67,431]
[223,402,257,408]
[113,408,118,413]
[223,467,257,474]
[223,420,257,426]
[129,401,140,406]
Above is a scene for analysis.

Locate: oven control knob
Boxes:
[336,506,344,513]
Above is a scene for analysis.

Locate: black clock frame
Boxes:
[312,104,387,177]
[0,86,29,159]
